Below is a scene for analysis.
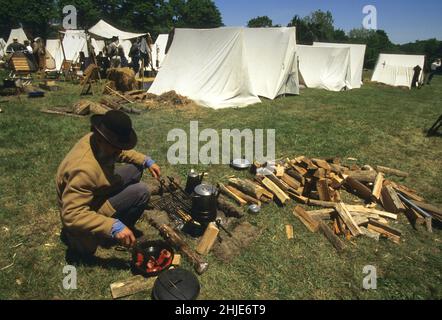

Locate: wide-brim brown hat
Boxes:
[91,110,137,150]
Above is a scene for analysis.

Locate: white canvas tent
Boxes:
[89,20,146,40]
[297,45,351,91]
[313,42,366,89]
[61,30,90,63]
[243,27,299,99]
[149,27,299,109]
[151,34,169,70]
[371,54,425,89]
[46,39,64,71]
[0,38,6,57]
[6,28,29,48]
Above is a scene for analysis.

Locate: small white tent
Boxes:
[243,27,299,99]
[0,38,6,57]
[46,39,64,71]
[371,54,425,89]
[6,28,29,47]
[89,20,146,40]
[149,27,299,109]
[297,45,351,91]
[151,34,169,70]
[313,42,366,89]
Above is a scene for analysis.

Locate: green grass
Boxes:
[0,75,441,300]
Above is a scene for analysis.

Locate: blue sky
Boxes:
[214,0,442,44]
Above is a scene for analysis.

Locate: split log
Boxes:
[281,173,301,190]
[372,173,384,200]
[247,179,274,200]
[381,185,406,213]
[347,170,378,183]
[318,221,346,252]
[285,225,294,239]
[308,199,337,208]
[293,206,319,232]
[285,168,305,184]
[196,223,219,255]
[110,275,157,299]
[346,205,398,220]
[367,220,401,244]
[376,165,409,178]
[316,179,332,201]
[345,176,375,202]
[219,183,247,206]
[312,158,332,171]
[307,209,335,220]
[335,202,363,237]
[225,185,261,206]
[265,173,291,194]
[261,177,290,205]
[228,178,263,199]
[411,201,442,221]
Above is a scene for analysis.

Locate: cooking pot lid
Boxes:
[194,184,216,196]
[152,268,200,300]
[231,158,252,169]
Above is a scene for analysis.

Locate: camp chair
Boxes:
[80,64,99,96]
[428,115,442,137]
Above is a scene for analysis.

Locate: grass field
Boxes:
[0,74,441,300]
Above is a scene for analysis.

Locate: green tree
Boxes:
[304,10,335,42]
[178,0,223,28]
[348,28,396,68]
[247,16,273,28]
[288,15,315,44]
[0,0,58,39]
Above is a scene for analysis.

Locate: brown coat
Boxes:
[56,133,146,240]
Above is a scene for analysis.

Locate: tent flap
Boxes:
[89,20,146,40]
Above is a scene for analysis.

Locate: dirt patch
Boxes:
[212,222,262,263]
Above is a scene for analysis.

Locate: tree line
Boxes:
[0,1,440,70]
[248,11,442,70]
[0,0,223,40]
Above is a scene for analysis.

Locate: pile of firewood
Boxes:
[219,156,441,252]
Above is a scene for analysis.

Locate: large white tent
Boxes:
[313,42,366,89]
[151,34,169,70]
[6,28,28,48]
[297,45,351,91]
[89,20,146,40]
[149,27,299,109]
[371,54,425,89]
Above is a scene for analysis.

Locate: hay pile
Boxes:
[106,68,136,92]
[144,91,194,109]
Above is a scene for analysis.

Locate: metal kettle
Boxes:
[184,169,205,194]
[190,184,220,225]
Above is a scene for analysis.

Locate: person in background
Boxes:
[411,65,422,88]
[118,46,129,68]
[129,38,141,74]
[107,36,121,68]
[56,110,161,258]
[6,38,26,53]
[97,51,110,78]
[24,40,33,54]
[427,58,441,85]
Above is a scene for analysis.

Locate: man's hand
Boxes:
[115,227,136,248]
[149,163,161,180]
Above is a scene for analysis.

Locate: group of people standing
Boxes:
[96,34,154,76]
[5,37,46,71]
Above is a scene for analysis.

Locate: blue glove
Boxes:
[143,156,156,169]
[111,220,126,238]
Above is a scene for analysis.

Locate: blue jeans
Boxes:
[109,165,150,227]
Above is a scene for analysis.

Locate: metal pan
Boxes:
[230,158,251,170]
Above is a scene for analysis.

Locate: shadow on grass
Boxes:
[65,249,130,271]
